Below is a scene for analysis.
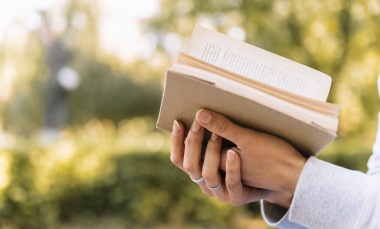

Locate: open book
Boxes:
[156,25,339,156]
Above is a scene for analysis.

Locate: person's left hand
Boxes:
[194,109,307,194]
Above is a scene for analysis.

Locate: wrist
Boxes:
[280,154,307,194]
[264,191,293,209]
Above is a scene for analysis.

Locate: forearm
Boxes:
[264,191,293,209]
[287,157,380,228]
[261,157,380,228]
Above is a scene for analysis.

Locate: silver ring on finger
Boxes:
[190,176,204,183]
[207,183,222,191]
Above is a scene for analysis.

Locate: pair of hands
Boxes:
[170,109,307,208]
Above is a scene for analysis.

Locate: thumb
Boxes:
[196,109,250,145]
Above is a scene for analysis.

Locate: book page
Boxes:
[183,25,332,102]
[170,63,338,133]
[177,53,339,116]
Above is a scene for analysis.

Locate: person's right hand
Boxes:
[170,118,293,208]
[171,119,270,206]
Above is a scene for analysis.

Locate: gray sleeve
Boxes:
[261,157,380,228]
[367,113,380,176]
[261,112,380,228]
[260,200,307,228]
[288,157,380,228]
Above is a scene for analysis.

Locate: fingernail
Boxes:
[192,119,201,132]
[227,150,236,164]
[172,120,180,134]
[196,109,212,125]
[211,133,219,141]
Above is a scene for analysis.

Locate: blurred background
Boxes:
[0,0,380,228]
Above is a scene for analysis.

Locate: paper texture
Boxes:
[184,25,332,102]
[156,72,336,156]
[170,63,338,133]
[177,53,339,116]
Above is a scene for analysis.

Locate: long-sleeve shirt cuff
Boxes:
[261,200,307,228]
[261,156,380,228]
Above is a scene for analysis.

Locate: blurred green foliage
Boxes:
[68,52,162,124]
[0,131,371,228]
[0,0,380,228]
[0,120,244,229]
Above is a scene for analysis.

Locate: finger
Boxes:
[225,149,246,205]
[184,119,212,195]
[195,109,251,145]
[226,149,269,205]
[202,133,225,199]
[170,120,185,171]
[219,148,229,172]
[184,119,204,178]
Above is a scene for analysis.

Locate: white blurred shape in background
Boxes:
[227,26,246,41]
[97,0,160,61]
[57,67,80,91]
[0,0,160,62]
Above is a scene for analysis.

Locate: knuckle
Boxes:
[214,119,230,136]
[170,154,182,167]
[229,198,243,206]
[202,169,217,180]
[226,167,239,176]
[185,134,201,145]
[183,161,198,174]
[227,181,240,191]
[207,142,220,153]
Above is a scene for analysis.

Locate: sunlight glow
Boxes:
[146,132,165,151]
[0,0,56,36]
[0,153,10,191]
[0,62,15,102]
[97,0,160,61]
[0,0,160,62]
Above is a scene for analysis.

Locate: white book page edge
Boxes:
[170,63,338,134]
[184,25,332,102]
